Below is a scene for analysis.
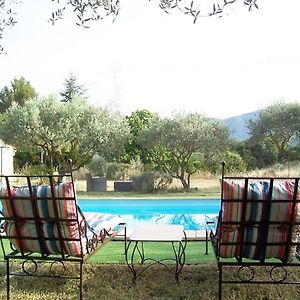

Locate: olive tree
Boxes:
[0,0,259,53]
[49,0,259,25]
[137,112,230,189]
[0,96,130,173]
[248,102,300,162]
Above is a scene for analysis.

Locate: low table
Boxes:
[125,224,187,282]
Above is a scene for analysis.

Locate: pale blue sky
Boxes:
[1,0,300,118]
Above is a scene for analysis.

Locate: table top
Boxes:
[129,224,185,242]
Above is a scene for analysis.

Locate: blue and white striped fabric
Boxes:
[219,179,300,260]
[1,183,123,257]
[81,212,123,240]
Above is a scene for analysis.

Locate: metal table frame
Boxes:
[125,224,187,283]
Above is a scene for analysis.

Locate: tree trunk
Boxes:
[178,176,189,190]
[187,173,192,188]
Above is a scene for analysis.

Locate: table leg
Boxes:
[125,230,187,283]
[172,231,187,283]
[136,241,145,263]
[125,240,137,281]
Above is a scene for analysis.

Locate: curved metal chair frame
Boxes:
[0,171,126,299]
[208,162,300,300]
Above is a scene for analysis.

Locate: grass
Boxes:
[76,189,221,200]
[0,240,215,265]
[88,240,216,264]
[1,262,300,299]
[1,241,300,299]
[2,169,300,298]
[75,175,221,199]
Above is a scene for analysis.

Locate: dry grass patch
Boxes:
[1,263,300,299]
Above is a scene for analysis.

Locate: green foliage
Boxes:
[158,0,258,23]
[223,151,246,174]
[49,0,120,27]
[132,172,155,192]
[121,109,157,164]
[0,86,12,113]
[106,162,126,180]
[203,151,246,174]
[0,1,259,53]
[153,172,173,190]
[127,109,155,135]
[19,164,54,176]
[0,0,18,53]
[0,97,130,173]
[86,156,107,176]
[60,72,87,102]
[187,152,205,174]
[240,139,278,169]
[137,112,230,189]
[248,102,300,163]
[13,147,42,170]
[0,76,37,113]
[48,0,258,28]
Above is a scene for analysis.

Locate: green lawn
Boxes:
[76,190,221,200]
[0,240,216,264]
[1,241,300,299]
[88,240,216,264]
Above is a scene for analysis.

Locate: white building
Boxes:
[0,140,15,175]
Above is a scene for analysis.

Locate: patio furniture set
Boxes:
[0,161,299,299]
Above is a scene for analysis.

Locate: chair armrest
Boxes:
[76,206,125,255]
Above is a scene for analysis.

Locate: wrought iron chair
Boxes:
[209,162,300,300]
[0,168,126,299]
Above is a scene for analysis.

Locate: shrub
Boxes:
[86,156,107,177]
[153,172,173,190]
[18,164,54,176]
[132,172,155,192]
[106,162,127,180]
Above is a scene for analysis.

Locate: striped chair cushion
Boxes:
[1,182,76,220]
[243,225,300,260]
[82,212,123,239]
[1,183,123,257]
[4,219,81,256]
[4,212,123,257]
[219,179,300,260]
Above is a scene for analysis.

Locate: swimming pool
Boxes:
[78,199,220,231]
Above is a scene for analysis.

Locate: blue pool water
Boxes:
[78,199,220,231]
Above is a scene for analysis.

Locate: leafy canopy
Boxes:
[121,109,157,164]
[0,0,259,53]
[60,72,87,102]
[247,102,300,163]
[0,96,130,173]
[137,112,230,189]
[0,76,37,113]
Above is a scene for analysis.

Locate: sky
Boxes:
[0,0,300,119]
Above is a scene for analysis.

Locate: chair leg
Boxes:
[218,265,222,300]
[79,261,83,300]
[205,230,209,255]
[124,226,127,255]
[6,258,10,300]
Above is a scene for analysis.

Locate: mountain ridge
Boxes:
[222,111,259,140]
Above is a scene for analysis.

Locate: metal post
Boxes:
[6,258,10,300]
[79,261,83,300]
[124,226,127,255]
[218,265,222,300]
[205,229,209,255]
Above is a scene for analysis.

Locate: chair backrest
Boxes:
[217,175,300,263]
[0,175,85,259]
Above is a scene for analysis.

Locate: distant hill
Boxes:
[222,111,259,141]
